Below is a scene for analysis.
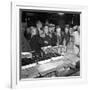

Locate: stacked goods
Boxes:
[21,52,32,58]
[21,45,67,66]
[42,45,66,55]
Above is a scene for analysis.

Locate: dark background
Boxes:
[21,9,80,27]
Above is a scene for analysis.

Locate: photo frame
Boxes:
[11,1,88,88]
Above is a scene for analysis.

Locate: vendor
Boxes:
[48,24,57,46]
[64,26,70,46]
[43,25,51,46]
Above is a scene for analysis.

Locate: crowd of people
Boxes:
[23,20,80,56]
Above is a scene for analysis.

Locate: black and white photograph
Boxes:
[20,9,80,79]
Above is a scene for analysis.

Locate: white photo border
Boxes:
[11,1,88,88]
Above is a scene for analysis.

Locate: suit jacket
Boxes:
[29,35,43,52]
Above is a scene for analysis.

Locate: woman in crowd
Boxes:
[66,26,75,54]
[63,25,70,46]
[56,26,62,46]
[36,20,44,37]
[69,26,74,43]
[29,26,43,53]
[72,25,80,47]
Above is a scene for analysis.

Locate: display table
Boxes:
[21,53,80,79]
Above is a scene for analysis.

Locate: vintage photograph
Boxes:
[20,9,80,79]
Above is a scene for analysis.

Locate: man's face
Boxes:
[44,26,49,34]
[56,27,61,34]
[31,27,37,35]
[49,26,55,33]
[52,26,55,32]
[36,21,42,28]
[69,28,73,34]
[65,27,69,33]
